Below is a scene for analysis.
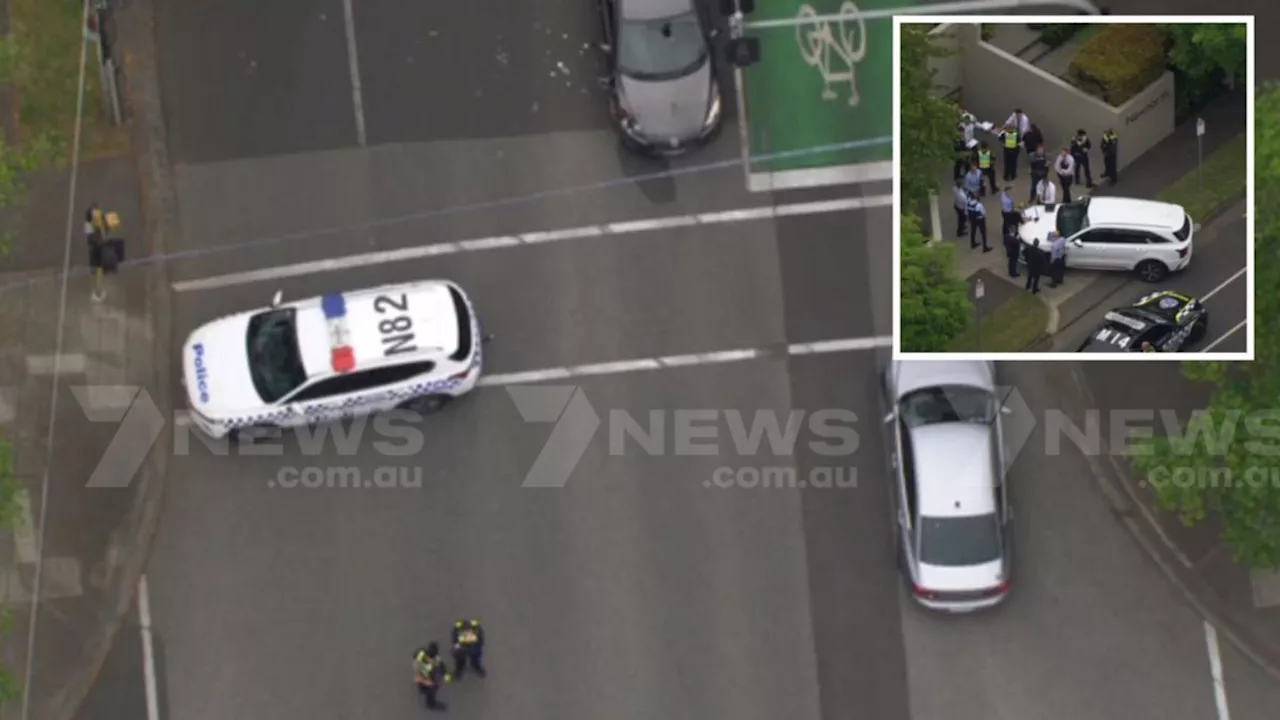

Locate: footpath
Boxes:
[1066,362,1280,682]
[936,89,1246,351]
[0,0,175,718]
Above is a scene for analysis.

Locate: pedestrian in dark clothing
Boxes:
[952,179,968,237]
[1027,145,1048,204]
[1023,124,1043,161]
[1100,129,1119,185]
[450,620,486,680]
[1003,224,1021,278]
[999,186,1018,238]
[414,643,451,711]
[1055,148,1076,203]
[1070,129,1094,188]
[1024,239,1046,294]
[953,126,971,181]
[966,193,990,252]
[1048,231,1068,287]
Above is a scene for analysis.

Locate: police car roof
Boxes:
[291,281,463,379]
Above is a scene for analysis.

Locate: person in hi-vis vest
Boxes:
[1000,124,1020,181]
[976,141,997,196]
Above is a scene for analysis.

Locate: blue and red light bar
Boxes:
[321,293,355,373]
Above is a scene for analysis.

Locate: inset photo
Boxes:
[892,16,1253,359]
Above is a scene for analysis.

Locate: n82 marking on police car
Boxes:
[373,293,417,356]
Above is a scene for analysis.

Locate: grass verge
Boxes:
[1158,132,1246,222]
[947,291,1050,352]
[0,436,22,707]
[4,0,129,160]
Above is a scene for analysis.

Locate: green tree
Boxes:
[1163,23,1247,87]
[899,214,970,352]
[898,25,961,212]
[1129,82,1280,567]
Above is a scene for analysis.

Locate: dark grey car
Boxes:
[597,0,723,154]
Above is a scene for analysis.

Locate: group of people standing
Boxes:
[949,107,1122,293]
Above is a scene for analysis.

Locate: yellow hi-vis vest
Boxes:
[1003,131,1019,149]
[978,150,992,169]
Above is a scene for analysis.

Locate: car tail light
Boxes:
[912,585,937,600]
[450,369,471,381]
[1177,247,1189,258]
[992,581,1010,595]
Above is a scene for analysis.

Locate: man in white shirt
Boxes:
[1004,108,1032,136]
[1036,177,1057,206]
[1055,148,1076,202]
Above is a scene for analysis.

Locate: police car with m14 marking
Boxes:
[1077,290,1208,353]
[181,280,486,439]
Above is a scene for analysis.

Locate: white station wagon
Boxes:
[1019,196,1194,282]
[181,280,484,439]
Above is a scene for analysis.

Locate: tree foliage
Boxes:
[898,214,970,352]
[1129,82,1280,568]
[898,25,961,212]
[1163,23,1248,85]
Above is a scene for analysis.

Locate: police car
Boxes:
[181,280,484,438]
[1077,290,1208,353]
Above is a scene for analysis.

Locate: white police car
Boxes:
[181,280,483,439]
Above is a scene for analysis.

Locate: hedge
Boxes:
[1066,25,1167,106]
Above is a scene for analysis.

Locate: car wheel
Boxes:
[400,394,450,415]
[1136,260,1168,283]
[1190,317,1208,344]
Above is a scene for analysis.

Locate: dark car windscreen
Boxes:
[246,309,308,404]
[899,385,996,429]
[919,514,1002,566]
[617,13,707,80]
[1055,199,1089,237]
[1174,214,1192,242]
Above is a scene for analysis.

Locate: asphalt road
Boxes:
[1053,207,1249,353]
[74,2,1278,720]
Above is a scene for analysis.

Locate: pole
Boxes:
[974,279,985,352]
[1196,117,1205,188]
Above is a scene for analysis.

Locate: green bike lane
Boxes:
[737,0,909,191]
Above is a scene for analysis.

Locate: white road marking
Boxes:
[340,0,367,146]
[139,575,161,720]
[747,162,895,192]
[1204,622,1232,720]
[26,353,86,375]
[171,195,891,292]
[13,490,37,565]
[1200,320,1247,353]
[1201,266,1246,303]
[478,336,893,387]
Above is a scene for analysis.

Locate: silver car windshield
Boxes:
[617,14,707,81]
[919,514,1001,566]
[246,309,308,404]
[899,385,996,428]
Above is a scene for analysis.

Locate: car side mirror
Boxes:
[270,290,283,307]
[1070,238,1083,247]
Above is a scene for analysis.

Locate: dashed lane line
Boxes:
[170,195,892,293]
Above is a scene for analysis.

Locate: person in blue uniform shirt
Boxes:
[966,192,990,252]
[963,162,983,199]
[999,186,1018,238]
[953,179,968,237]
[451,619,486,679]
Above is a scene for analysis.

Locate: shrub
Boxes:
[1039,24,1082,48]
[1067,25,1167,106]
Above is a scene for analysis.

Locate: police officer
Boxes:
[963,162,983,199]
[414,643,451,711]
[1024,239,1046,294]
[1100,128,1119,185]
[1002,219,1021,279]
[1000,124,1020,181]
[1022,124,1044,164]
[451,619,486,680]
[1070,129,1094,188]
[999,186,1018,238]
[953,124,971,181]
[976,141,996,195]
[1055,148,1076,203]
[952,178,969,237]
[1027,144,1049,204]
[966,192,990,252]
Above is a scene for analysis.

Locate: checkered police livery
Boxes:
[180,280,484,439]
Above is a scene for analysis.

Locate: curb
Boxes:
[42,0,176,717]
[1062,364,1280,685]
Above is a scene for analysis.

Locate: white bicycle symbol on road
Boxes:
[795,1,867,107]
